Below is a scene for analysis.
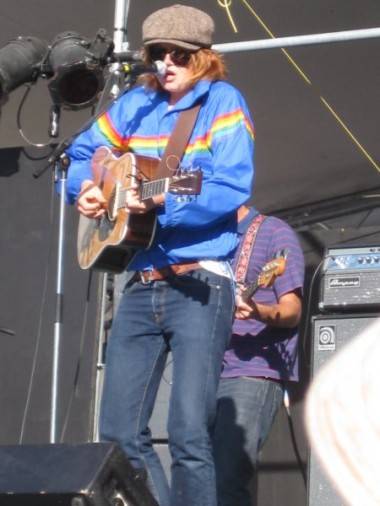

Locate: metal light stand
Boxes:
[113,0,131,55]
[92,0,131,441]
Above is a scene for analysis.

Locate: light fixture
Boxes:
[0,36,48,101]
[47,30,113,110]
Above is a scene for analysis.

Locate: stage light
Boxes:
[47,30,113,110]
[0,36,48,101]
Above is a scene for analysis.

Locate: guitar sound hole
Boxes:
[98,216,115,241]
[107,188,117,221]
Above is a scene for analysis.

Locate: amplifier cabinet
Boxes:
[308,314,378,506]
[319,246,380,312]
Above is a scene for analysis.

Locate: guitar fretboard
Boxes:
[141,178,169,200]
[115,177,170,210]
[241,281,258,302]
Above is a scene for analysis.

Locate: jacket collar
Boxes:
[171,80,212,111]
[148,79,212,113]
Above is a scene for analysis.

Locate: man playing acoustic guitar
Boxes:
[213,205,305,506]
[65,5,254,506]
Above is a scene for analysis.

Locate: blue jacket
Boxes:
[66,79,255,270]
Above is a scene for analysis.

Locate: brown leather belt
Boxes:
[138,262,201,283]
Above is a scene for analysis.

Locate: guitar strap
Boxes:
[235,214,267,285]
[156,103,202,179]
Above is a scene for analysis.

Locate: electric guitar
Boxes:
[77,146,202,272]
[240,250,288,302]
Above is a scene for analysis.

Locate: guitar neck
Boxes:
[140,178,169,200]
[241,280,259,302]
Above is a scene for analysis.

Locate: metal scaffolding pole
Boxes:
[113,0,130,53]
[92,0,131,442]
[213,27,380,53]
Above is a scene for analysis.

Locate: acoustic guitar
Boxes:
[240,250,288,302]
[77,146,202,272]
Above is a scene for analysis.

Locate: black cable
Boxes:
[278,257,330,490]
[300,257,326,369]
[60,270,94,441]
[283,389,307,488]
[16,82,54,148]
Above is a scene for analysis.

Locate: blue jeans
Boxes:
[212,377,284,506]
[99,268,234,506]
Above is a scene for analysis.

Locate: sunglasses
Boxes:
[148,45,193,66]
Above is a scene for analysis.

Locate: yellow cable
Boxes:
[239,0,312,85]
[320,97,380,172]
[237,0,379,172]
[217,0,239,34]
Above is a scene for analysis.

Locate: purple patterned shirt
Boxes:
[222,211,305,381]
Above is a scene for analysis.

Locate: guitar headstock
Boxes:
[169,169,203,195]
[240,250,288,302]
[257,256,286,288]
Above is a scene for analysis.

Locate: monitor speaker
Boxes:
[0,442,158,506]
[308,314,378,506]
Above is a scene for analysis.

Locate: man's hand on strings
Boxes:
[125,182,165,214]
[77,180,106,218]
[235,291,302,326]
[235,293,259,320]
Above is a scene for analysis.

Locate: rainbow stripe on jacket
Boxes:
[96,100,254,157]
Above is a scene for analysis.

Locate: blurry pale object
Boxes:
[305,317,380,506]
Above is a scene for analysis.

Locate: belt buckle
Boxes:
[139,271,154,284]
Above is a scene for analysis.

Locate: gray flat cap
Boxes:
[142,4,215,50]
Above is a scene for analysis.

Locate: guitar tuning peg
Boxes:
[175,195,192,203]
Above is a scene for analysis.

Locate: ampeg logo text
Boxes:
[328,276,360,288]
[318,326,336,351]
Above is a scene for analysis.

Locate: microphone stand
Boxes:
[33,0,133,441]
[33,133,72,443]
[50,152,69,444]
